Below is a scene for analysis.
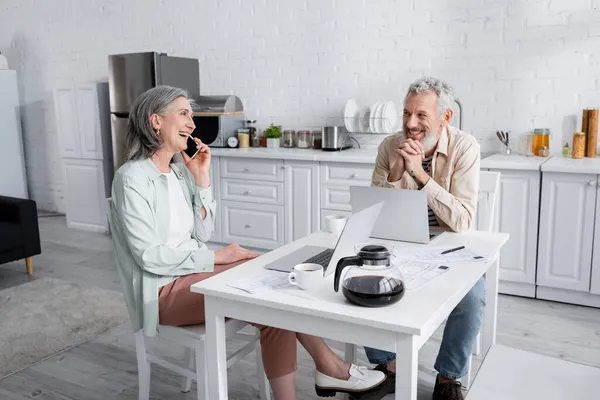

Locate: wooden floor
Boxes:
[1,216,599,399]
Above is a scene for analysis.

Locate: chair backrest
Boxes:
[476,171,501,232]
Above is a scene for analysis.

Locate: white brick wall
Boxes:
[1,0,599,212]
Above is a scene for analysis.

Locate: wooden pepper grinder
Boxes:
[587,109,599,158]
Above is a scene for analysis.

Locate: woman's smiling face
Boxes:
[151,96,196,153]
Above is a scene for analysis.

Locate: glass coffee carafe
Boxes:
[333,243,405,307]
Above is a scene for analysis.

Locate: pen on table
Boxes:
[441,246,465,254]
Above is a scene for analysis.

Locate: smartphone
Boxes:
[183,134,200,159]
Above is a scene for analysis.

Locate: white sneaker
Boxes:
[314,364,387,398]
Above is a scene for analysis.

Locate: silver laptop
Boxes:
[263,202,384,276]
[349,186,443,244]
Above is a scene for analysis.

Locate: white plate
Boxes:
[375,102,386,134]
[344,99,359,133]
[369,102,381,133]
[381,101,398,134]
[359,107,370,133]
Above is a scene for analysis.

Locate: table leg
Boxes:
[344,343,356,364]
[482,255,499,358]
[205,296,228,399]
[394,333,417,400]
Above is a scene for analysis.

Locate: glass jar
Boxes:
[532,128,550,156]
[563,142,571,158]
[237,128,250,148]
[539,146,549,157]
[312,130,322,149]
[297,130,312,148]
[283,130,295,148]
[572,132,586,159]
[246,120,260,147]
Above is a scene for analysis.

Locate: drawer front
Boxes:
[320,162,374,186]
[221,178,284,205]
[320,182,371,211]
[220,157,284,182]
[221,201,284,250]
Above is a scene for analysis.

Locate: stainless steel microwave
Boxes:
[191,113,245,147]
[189,95,245,147]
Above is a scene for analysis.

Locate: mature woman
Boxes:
[110,85,387,399]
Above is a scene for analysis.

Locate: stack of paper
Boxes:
[394,246,485,265]
[227,270,292,295]
[398,260,451,290]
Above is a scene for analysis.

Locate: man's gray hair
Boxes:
[406,77,455,118]
[125,85,192,161]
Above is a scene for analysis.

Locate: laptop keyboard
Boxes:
[304,248,335,268]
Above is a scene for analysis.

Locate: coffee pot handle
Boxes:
[334,256,363,292]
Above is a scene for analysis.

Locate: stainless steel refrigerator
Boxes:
[106,52,200,183]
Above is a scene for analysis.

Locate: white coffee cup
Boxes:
[288,263,323,290]
[325,215,348,235]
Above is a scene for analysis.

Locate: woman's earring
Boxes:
[155,128,160,137]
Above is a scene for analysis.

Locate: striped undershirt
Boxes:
[422,155,439,227]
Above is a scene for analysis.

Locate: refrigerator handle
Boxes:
[153,52,161,86]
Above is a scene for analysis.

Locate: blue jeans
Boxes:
[364,277,486,380]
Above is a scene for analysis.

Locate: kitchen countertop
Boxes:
[541,156,600,174]
[210,147,378,164]
[480,154,550,171]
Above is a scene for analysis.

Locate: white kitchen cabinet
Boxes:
[54,84,103,160]
[482,169,540,297]
[54,83,111,231]
[320,163,373,185]
[220,157,284,182]
[221,200,284,250]
[63,159,107,232]
[537,172,595,292]
[284,161,319,244]
[210,156,221,243]
[319,162,372,212]
[221,178,284,205]
[0,70,28,199]
[75,84,104,160]
[591,175,600,296]
[54,87,81,159]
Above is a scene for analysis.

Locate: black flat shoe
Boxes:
[374,364,396,394]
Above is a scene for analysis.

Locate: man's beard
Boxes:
[420,130,439,153]
[401,124,440,154]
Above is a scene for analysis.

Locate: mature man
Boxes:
[368,77,482,400]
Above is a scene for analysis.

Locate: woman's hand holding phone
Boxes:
[181,136,211,188]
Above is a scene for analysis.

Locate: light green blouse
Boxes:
[108,157,216,337]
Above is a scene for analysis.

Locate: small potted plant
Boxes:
[264,123,282,148]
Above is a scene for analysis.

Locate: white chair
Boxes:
[342,171,501,389]
[463,170,501,389]
[135,321,271,400]
[106,198,271,400]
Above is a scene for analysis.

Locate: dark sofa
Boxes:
[0,195,41,275]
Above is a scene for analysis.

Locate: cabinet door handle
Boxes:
[351,173,358,178]
[589,180,597,186]
[244,168,250,172]
[244,191,252,195]
[245,224,252,228]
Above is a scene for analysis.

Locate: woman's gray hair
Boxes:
[125,85,192,161]
[406,77,455,118]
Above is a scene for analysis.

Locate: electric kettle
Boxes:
[333,243,405,307]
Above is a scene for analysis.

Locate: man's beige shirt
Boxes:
[371,125,480,232]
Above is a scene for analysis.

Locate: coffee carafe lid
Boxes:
[357,244,391,260]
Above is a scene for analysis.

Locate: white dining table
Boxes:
[191,229,509,399]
